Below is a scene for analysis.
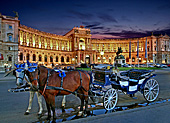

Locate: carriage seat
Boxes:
[120,69,153,80]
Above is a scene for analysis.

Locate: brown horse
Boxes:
[26,65,90,122]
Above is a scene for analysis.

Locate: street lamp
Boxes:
[100,51,104,64]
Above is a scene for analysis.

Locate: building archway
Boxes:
[85,54,90,64]
[61,56,64,63]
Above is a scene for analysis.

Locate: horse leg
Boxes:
[77,93,84,117]
[84,92,89,116]
[36,92,43,115]
[45,100,51,121]
[48,95,56,123]
[25,91,35,115]
[61,95,66,112]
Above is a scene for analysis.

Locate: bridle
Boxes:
[15,68,25,81]
[26,66,40,91]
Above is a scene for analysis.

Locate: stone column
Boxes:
[77,51,80,64]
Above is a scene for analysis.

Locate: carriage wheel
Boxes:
[143,79,159,102]
[103,88,118,111]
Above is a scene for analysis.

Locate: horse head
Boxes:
[25,61,39,91]
[14,63,26,86]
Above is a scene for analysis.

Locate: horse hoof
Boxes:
[77,111,83,117]
[24,112,29,115]
[83,113,87,117]
[37,113,42,118]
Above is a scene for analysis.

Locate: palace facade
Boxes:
[0,13,170,71]
[18,24,170,67]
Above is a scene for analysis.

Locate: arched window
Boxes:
[50,56,53,62]
[66,57,69,62]
[61,56,64,62]
[33,54,36,61]
[56,56,58,62]
[39,55,42,61]
[26,53,30,60]
[20,53,23,61]
[45,55,47,62]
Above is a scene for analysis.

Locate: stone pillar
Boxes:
[77,51,80,64]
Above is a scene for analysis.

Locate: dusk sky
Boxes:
[1,0,170,39]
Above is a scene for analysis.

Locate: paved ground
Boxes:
[1,68,170,123]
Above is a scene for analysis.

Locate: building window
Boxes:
[66,57,69,62]
[56,56,58,62]
[9,47,12,50]
[33,54,36,61]
[26,54,30,60]
[20,53,23,61]
[9,25,12,29]
[39,55,42,61]
[45,55,47,62]
[50,56,53,62]
[9,35,12,41]
[8,56,12,61]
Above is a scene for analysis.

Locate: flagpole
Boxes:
[145,38,148,67]
[129,40,132,66]
[137,40,139,68]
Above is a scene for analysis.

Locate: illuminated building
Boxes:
[0,13,19,72]
[1,13,170,71]
[18,24,170,66]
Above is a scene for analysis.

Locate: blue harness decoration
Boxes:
[58,71,66,78]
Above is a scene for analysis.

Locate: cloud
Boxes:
[121,16,132,22]
[153,21,161,26]
[97,13,117,23]
[68,10,93,19]
[82,21,105,30]
[82,22,101,28]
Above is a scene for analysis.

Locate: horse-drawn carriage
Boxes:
[89,64,159,111]
[6,61,159,122]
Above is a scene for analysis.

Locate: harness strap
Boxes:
[56,71,64,96]
[42,68,50,96]
[73,71,88,95]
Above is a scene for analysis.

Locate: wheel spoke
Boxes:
[104,88,118,110]
[152,83,159,89]
[143,79,159,102]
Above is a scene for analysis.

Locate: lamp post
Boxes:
[100,51,104,64]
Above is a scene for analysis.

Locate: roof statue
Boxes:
[13,11,19,17]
